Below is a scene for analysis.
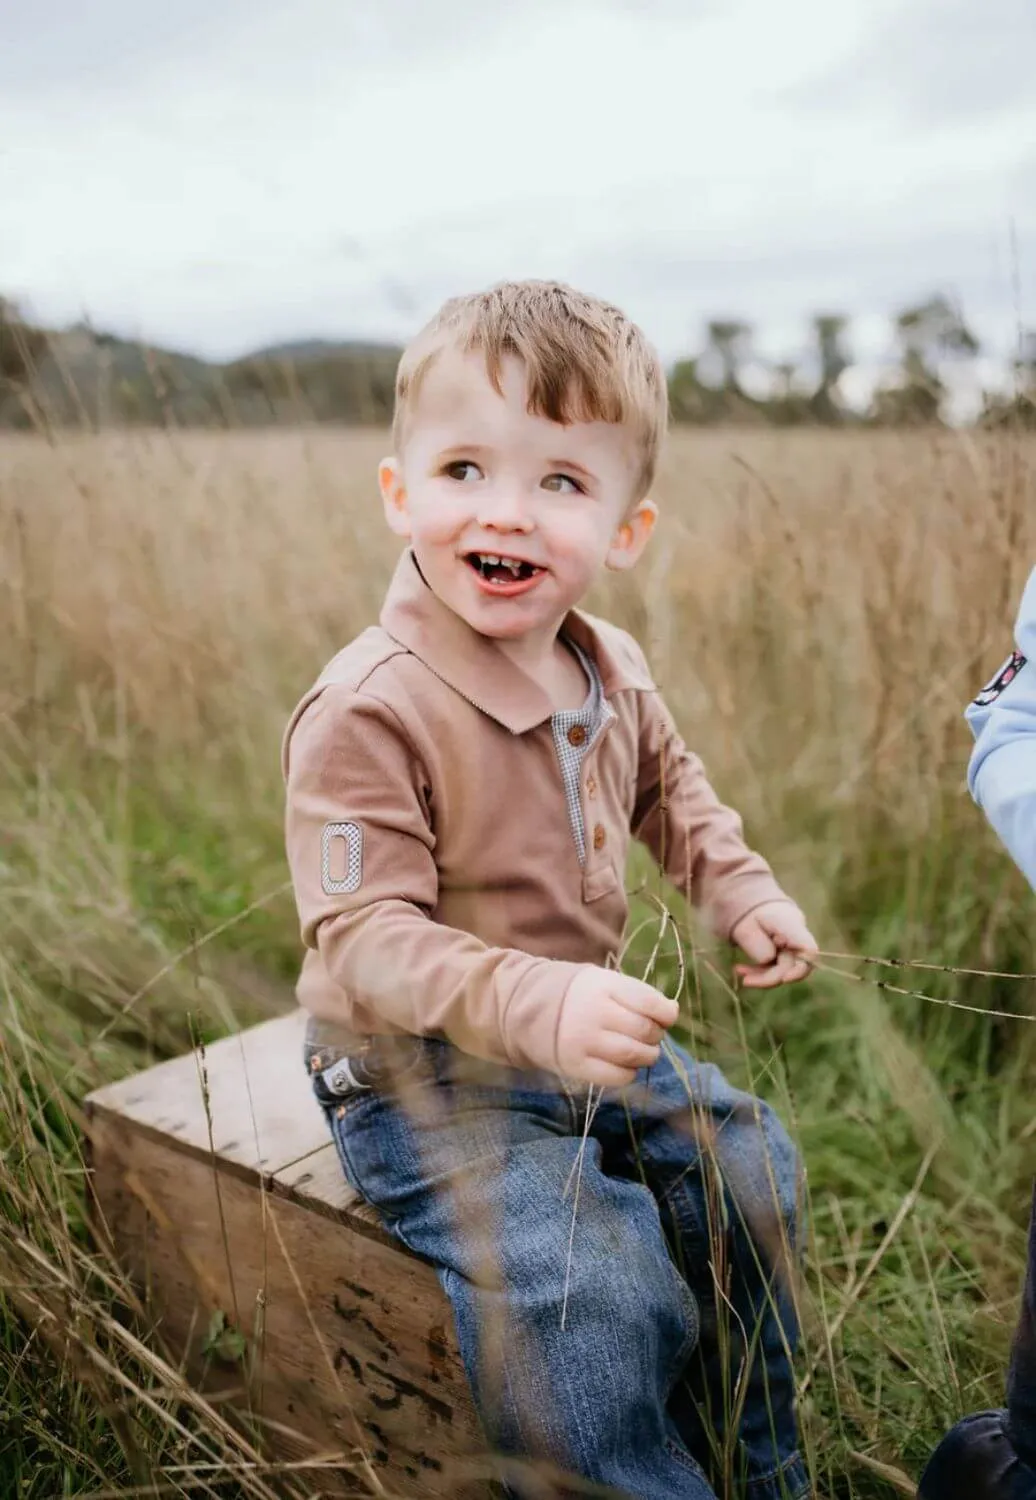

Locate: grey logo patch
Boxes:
[321,822,363,895]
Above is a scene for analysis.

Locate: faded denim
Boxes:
[308,1033,810,1500]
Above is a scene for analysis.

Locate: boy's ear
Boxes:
[379,458,411,539]
[605,497,657,572]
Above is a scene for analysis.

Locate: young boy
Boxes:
[282,281,817,1499]
[919,566,1036,1499]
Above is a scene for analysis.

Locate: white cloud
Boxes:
[2,0,1033,366]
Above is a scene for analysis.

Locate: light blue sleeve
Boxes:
[965,567,1036,892]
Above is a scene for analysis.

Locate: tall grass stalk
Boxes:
[1,427,1034,1496]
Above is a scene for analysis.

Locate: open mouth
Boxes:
[464,552,543,586]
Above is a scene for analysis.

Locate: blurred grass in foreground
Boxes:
[1,426,1035,1497]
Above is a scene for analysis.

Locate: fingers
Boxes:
[781,952,814,984]
[732,903,818,990]
[578,1058,639,1089]
[597,999,665,1046]
[608,973,680,1030]
[557,968,680,1087]
[592,1029,663,1073]
[736,946,813,989]
[730,916,778,967]
[736,961,787,991]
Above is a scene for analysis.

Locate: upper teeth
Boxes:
[477,554,523,572]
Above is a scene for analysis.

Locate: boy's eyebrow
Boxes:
[547,459,598,484]
[433,442,492,461]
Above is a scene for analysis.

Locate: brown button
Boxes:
[592,823,606,851]
[567,723,587,747]
[586,774,598,799]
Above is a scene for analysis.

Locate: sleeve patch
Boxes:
[321,822,363,895]
[972,651,1028,708]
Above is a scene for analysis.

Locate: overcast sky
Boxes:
[3,0,1034,386]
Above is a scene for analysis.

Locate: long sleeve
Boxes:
[966,568,1036,893]
[633,689,794,939]
[283,686,582,1071]
[964,571,1036,1459]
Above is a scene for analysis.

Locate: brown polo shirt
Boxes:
[282,549,793,1076]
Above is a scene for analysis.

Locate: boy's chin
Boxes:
[453,598,546,639]
[450,591,567,644]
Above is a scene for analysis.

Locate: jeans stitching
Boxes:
[662,1437,713,1482]
[326,1105,369,1198]
[662,1266,700,1405]
[326,1102,433,1261]
[743,1452,810,1497]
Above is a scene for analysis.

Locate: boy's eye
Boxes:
[542,473,583,494]
[443,460,482,482]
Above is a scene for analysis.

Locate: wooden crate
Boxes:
[84,1010,488,1497]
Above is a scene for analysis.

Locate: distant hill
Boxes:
[247,337,403,363]
[0,309,404,430]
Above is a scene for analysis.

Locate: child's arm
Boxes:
[633,684,816,988]
[284,685,673,1083]
[965,567,1036,892]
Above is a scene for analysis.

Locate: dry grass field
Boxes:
[2,425,1035,1497]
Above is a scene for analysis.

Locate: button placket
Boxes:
[577,722,620,904]
[580,721,612,861]
[549,656,613,868]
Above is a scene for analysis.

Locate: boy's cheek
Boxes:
[549,519,617,574]
[409,493,470,542]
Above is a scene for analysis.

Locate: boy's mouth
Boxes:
[464,552,545,591]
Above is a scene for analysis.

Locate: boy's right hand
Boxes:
[556,968,680,1087]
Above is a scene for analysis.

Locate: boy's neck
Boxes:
[493,626,589,713]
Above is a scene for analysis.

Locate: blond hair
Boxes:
[392,280,669,499]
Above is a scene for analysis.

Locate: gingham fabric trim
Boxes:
[321,820,364,894]
[550,639,612,865]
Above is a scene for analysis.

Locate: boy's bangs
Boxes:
[473,330,631,430]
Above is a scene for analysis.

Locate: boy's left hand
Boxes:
[730,902,817,989]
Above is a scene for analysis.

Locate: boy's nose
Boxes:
[475,491,533,532]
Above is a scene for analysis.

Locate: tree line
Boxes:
[2,293,1034,431]
[669,297,1034,427]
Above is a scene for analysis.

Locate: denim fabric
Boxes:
[307,1033,809,1500]
[920,1184,1036,1499]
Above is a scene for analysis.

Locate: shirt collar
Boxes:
[379,549,650,733]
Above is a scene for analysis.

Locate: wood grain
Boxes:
[86,1107,489,1497]
[84,1013,492,1496]
[85,1010,326,1180]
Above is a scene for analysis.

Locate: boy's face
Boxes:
[379,350,657,647]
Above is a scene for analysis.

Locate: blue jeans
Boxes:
[919,1184,1036,1500]
[307,1031,810,1499]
